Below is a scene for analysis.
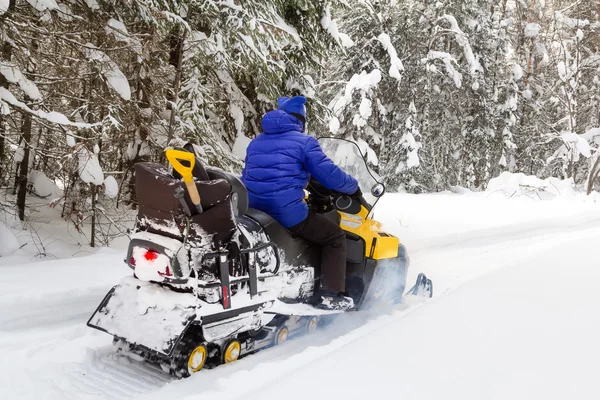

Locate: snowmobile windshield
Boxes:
[317,137,382,206]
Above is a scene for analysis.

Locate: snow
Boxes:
[328,116,340,134]
[285,75,316,99]
[358,96,372,120]
[427,51,462,88]
[84,0,99,10]
[88,276,197,354]
[321,5,354,48]
[140,216,182,237]
[440,15,482,76]
[486,171,596,201]
[131,246,172,282]
[77,147,104,185]
[66,131,76,147]
[582,127,600,142]
[105,18,143,61]
[57,3,73,21]
[232,133,251,159]
[557,61,567,79]
[524,22,541,37]
[331,69,381,115]
[0,62,43,101]
[29,170,61,198]
[3,181,600,399]
[555,12,589,29]
[239,33,266,63]
[229,237,600,400]
[511,64,523,81]
[0,88,98,128]
[25,0,59,12]
[0,99,9,115]
[274,16,302,48]
[84,45,131,101]
[560,131,591,159]
[126,140,151,160]
[103,175,119,198]
[13,143,24,163]
[356,138,378,167]
[0,0,9,14]
[377,33,404,81]
[229,103,244,136]
[0,222,19,257]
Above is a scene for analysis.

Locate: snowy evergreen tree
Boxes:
[1,0,598,245]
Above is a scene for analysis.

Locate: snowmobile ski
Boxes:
[406,273,433,298]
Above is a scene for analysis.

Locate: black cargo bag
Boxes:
[134,162,236,245]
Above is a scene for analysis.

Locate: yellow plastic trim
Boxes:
[223,340,241,363]
[188,345,207,373]
[338,205,399,260]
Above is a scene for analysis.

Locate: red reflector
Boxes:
[222,286,230,308]
[158,265,173,277]
[129,256,136,266]
[144,249,159,261]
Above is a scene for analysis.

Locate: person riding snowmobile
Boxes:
[241,96,361,310]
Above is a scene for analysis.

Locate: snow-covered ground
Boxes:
[2,175,600,400]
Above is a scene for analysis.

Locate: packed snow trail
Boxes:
[1,191,600,400]
[232,230,600,400]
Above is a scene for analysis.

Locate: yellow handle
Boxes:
[185,180,201,205]
[165,149,195,183]
[165,149,202,211]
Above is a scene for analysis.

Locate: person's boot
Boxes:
[311,290,355,311]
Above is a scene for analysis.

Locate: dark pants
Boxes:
[288,212,346,293]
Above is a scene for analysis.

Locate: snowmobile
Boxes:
[87,137,432,377]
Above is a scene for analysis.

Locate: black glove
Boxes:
[350,187,362,198]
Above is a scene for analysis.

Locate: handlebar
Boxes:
[306,178,371,215]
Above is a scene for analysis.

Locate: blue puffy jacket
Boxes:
[241,110,359,228]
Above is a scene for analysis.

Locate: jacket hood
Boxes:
[261,109,304,134]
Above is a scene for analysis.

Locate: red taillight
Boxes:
[131,247,173,279]
[144,249,159,261]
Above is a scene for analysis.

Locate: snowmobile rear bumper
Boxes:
[87,278,198,356]
[87,276,277,357]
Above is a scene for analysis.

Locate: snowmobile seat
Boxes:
[206,167,248,217]
[245,208,320,267]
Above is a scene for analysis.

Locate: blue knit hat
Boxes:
[277,96,307,123]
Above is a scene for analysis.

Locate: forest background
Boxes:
[1,0,599,247]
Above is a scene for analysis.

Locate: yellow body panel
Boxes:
[338,206,399,260]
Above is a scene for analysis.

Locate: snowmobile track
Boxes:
[60,351,173,399]
[0,291,108,332]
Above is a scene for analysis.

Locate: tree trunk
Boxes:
[0,0,16,184]
[166,27,187,148]
[587,157,600,195]
[90,184,97,247]
[17,97,32,221]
